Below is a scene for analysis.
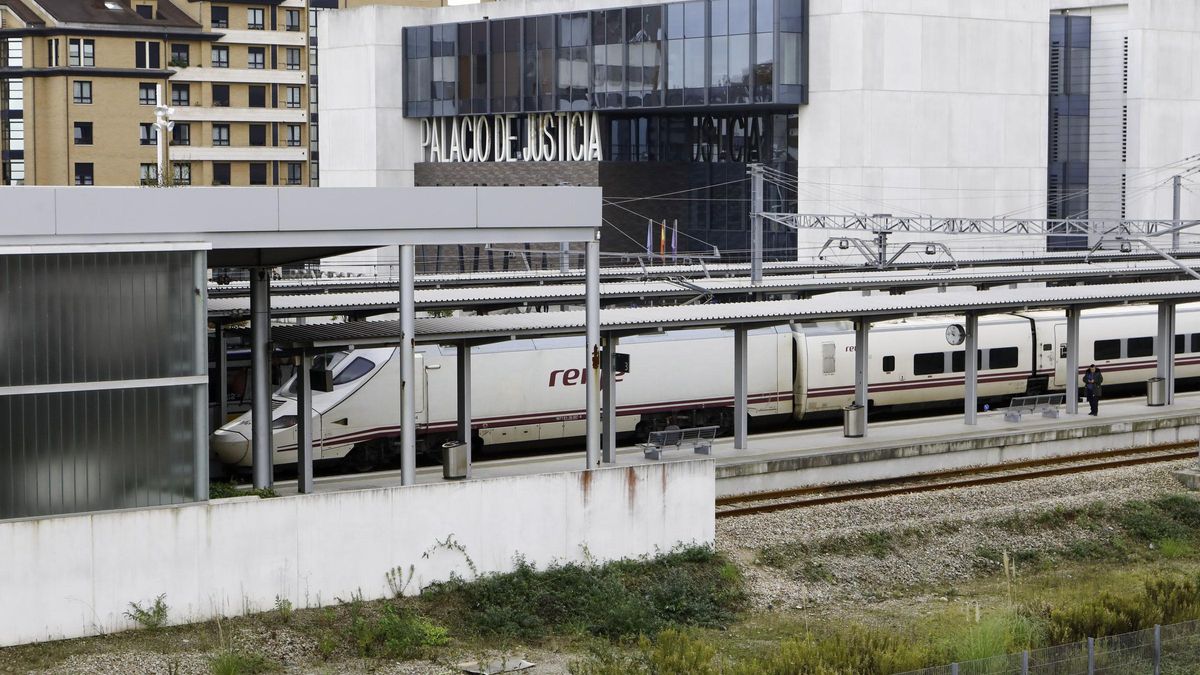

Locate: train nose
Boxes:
[210,428,251,466]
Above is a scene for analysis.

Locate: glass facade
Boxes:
[403,0,806,117]
[1048,13,1090,250]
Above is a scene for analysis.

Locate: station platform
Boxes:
[272,391,1200,498]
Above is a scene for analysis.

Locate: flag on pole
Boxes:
[671,219,678,258]
[645,219,652,256]
[660,220,667,257]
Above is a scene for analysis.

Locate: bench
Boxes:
[1001,393,1066,422]
[638,425,720,460]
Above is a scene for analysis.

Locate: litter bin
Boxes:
[1146,377,1167,407]
[441,440,469,479]
[843,403,866,438]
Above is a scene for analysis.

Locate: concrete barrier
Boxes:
[0,460,714,647]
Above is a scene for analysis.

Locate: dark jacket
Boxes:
[1083,369,1104,397]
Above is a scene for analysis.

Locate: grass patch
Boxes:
[420,546,745,642]
[209,481,278,499]
[208,650,279,675]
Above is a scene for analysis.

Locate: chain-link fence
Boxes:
[897,619,1200,675]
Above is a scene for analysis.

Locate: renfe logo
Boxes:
[549,368,626,387]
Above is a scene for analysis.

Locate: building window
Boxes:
[285,9,301,32]
[212,123,230,146]
[74,163,94,185]
[139,122,158,146]
[135,4,154,20]
[173,162,191,185]
[212,162,231,185]
[286,124,301,147]
[249,162,267,185]
[171,122,190,146]
[73,80,92,104]
[73,121,93,145]
[211,6,228,29]
[212,45,229,68]
[247,8,264,30]
[248,123,267,147]
[68,38,95,67]
[170,43,189,67]
[139,163,158,184]
[285,85,300,109]
[248,47,265,70]
[138,82,157,105]
[248,85,266,108]
[135,41,161,69]
[171,83,189,106]
[286,162,302,185]
[47,38,59,67]
[285,47,300,71]
[212,84,229,106]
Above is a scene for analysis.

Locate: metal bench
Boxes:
[638,425,719,460]
[1001,393,1066,422]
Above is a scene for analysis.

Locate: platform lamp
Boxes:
[154,84,175,187]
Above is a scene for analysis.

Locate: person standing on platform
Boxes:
[1083,364,1104,416]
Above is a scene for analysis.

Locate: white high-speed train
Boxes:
[210,304,1200,469]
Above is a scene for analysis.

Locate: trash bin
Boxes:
[441,440,469,479]
[1147,377,1167,407]
[843,403,866,438]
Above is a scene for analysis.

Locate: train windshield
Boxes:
[278,351,348,398]
[332,357,375,385]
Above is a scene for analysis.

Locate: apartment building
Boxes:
[0,0,309,187]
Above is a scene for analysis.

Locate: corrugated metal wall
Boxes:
[0,251,205,520]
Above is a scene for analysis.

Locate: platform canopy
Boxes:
[0,186,600,267]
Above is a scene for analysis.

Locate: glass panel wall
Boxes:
[403,0,806,117]
[1047,13,1090,250]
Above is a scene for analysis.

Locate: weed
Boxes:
[862,531,893,558]
[316,634,337,661]
[272,596,292,624]
[798,560,833,583]
[123,594,169,630]
[386,564,416,598]
[951,610,1040,662]
[208,650,278,675]
[1158,538,1194,559]
[209,482,278,500]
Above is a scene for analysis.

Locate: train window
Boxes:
[988,347,1019,369]
[1127,337,1154,358]
[1194,334,1200,353]
[332,357,376,385]
[950,350,981,373]
[913,352,944,375]
[882,355,895,373]
[1094,339,1121,360]
[1177,334,1187,354]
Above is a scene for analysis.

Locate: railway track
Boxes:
[715,442,1198,519]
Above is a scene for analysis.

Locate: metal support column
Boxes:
[193,250,209,502]
[296,351,314,494]
[965,312,979,425]
[1066,307,1081,415]
[1158,302,1176,404]
[585,238,602,468]
[249,267,273,490]
[399,245,417,485]
[601,334,618,463]
[1173,175,1182,250]
[457,340,472,478]
[855,320,870,431]
[215,322,228,431]
[734,326,749,450]
[749,164,764,285]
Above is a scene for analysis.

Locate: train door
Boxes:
[1051,323,1068,388]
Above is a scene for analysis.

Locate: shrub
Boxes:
[124,594,169,630]
[1031,574,1200,642]
[423,546,744,641]
[951,611,1041,662]
[350,604,448,659]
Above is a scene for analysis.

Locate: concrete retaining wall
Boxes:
[0,460,714,647]
[718,414,1200,496]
